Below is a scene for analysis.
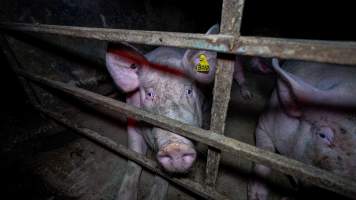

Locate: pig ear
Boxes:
[182,50,217,83]
[273,58,307,117]
[106,42,147,93]
[276,78,303,117]
[272,58,356,110]
[182,24,219,83]
[205,24,220,34]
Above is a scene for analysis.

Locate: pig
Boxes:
[248,58,356,200]
[106,40,215,199]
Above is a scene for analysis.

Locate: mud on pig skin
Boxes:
[248,59,356,200]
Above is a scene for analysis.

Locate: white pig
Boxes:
[106,40,216,199]
[248,59,356,200]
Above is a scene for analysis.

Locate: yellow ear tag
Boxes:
[195,54,210,73]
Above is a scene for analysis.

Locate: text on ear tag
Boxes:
[195,54,210,73]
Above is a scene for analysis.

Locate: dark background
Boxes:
[241,0,356,40]
[0,0,354,199]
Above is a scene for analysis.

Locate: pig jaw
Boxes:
[310,136,356,180]
[153,128,197,173]
[311,146,356,180]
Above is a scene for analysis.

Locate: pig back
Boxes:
[283,60,356,91]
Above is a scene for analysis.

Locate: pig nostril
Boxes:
[157,143,197,172]
[157,153,173,167]
[159,155,171,163]
[182,153,196,163]
[182,153,196,159]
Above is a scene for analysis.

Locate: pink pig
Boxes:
[106,41,209,199]
[248,59,356,200]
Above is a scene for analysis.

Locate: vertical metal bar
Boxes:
[0,35,41,107]
[205,0,245,187]
[205,55,235,187]
[220,0,245,37]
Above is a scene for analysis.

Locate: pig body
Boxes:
[137,47,204,168]
[249,60,356,200]
[106,42,209,200]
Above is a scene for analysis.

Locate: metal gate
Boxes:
[1,0,356,199]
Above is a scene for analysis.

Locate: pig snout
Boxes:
[157,143,196,173]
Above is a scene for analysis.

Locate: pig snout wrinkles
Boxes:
[157,142,197,173]
[152,122,197,172]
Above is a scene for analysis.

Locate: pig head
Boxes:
[106,42,205,173]
[249,59,356,200]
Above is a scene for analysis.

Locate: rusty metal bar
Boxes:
[35,106,228,200]
[205,0,245,187]
[14,68,356,199]
[0,22,231,54]
[205,56,235,187]
[236,36,356,65]
[2,30,223,199]
[220,0,245,36]
[1,22,356,65]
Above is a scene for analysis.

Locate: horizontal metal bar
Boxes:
[0,22,232,53]
[14,68,356,199]
[2,22,356,65]
[236,36,356,65]
[35,106,227,200]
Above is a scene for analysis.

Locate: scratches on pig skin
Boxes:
[108,48,186,77]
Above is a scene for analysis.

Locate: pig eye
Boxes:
[130,63,139,70]
[145,88,155,100]
[185,86,193,96]
[186,89,192,95]
[315,126,334,146]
